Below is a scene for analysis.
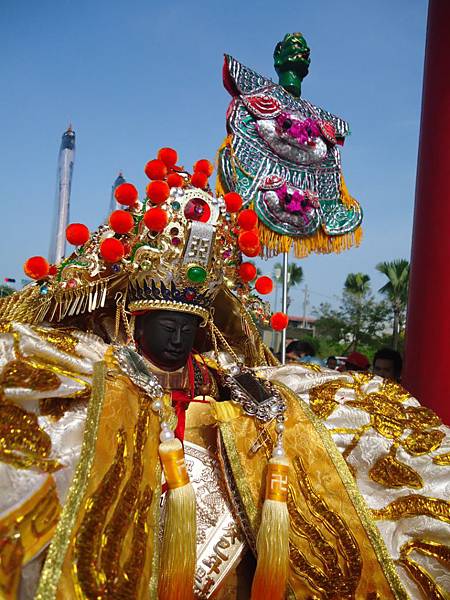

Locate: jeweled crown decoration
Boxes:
[13,148,288,330]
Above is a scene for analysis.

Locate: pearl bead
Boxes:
[275,422,285,433]
[160,429,174,442]
[272,446,285,458]
[160,421,169,430]
[151,400,162,412]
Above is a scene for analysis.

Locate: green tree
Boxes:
[376,259,410,350]
[343,273,371,351]
[314,273,390,355]
[0,284,15,298]
[273,262,303,310]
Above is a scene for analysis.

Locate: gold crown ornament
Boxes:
[1,148,286,334]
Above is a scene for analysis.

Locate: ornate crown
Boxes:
[2,148,280,330]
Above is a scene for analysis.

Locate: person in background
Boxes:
[326,356,338,370]
[344,351,370,372]
[286,340,323,365]
[373,347,403,382]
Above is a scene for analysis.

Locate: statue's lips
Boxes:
[164,348,184,357]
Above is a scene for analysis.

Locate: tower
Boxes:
[109,172,126,214]
[49,126,76,264]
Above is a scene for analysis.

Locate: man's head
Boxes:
[344,351,370,372]
[326,356,337,370]
[373,348,403,382]
[134,310,200,371]
[285,340,315,362]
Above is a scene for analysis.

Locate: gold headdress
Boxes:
[1,150,251,329]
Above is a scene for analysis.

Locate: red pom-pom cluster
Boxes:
[66,223,90,246]
[255,276,273,295]
[224,192,243,213]
[100,238,124,263]
[146,180,170,205]
[270,312,289,331]
[238,262,257,282]
[115,183,138,206]
[144,207,168,232]
[144,159,168,181]
[24,256,49,280]
[109,210,134,234]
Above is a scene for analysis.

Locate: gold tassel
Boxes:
[158,437,196,600]
[251,456,290,600]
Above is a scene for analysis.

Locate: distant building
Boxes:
[109,172,126,214]
[259,314,317,352]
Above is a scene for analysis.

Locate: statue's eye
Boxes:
[282,119,292,130]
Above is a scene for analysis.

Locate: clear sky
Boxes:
[0,0,428,317]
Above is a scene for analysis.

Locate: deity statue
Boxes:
[0,148,449,600]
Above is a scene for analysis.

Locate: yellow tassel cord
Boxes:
[340,174,360,210]
[158,437,196,600]
[251,456,290,600]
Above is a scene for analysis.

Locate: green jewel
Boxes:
[172,201,181,210]
[187,266,207,283]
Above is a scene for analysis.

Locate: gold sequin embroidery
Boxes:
[398,539,449,600]
[0,359,60,391]
[33,327,81,357]
[372,495,450,524]
[309,380,346,420]
[401,429,445,456]
[369,451,423,489]
[0,403,63,472]
[433,452,450,466]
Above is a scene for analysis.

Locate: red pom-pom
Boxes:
[255,276,273,295]
[193,159,214,176]
[144,207,168,232]
[270,312,289,331]
[158,147,178,168]
[167,173,184,188]
[238,262,257,282]
[66,223,90,246]
[238,230,259,251]
[114,182,138,206]
[224,192,243,213]
[100,238,125,263]
[146,180,170,205]
[190,172,209,189]
[48,264,58,276]
[241,244,261,258]
[237,209,258,231]
[109,210,134,234]
[144,159,168,181]
[24,256,49,280]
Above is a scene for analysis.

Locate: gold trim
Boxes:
[276,382,409,600]
[35,361,107,600]
[128,299,209,324]
[218,421,258,531]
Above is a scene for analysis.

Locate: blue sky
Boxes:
[0,0,427,316]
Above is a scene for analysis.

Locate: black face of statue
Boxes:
[134,310,200,371]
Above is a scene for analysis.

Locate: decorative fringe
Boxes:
[158,437,196,600]
[258,221,363,259]
[251,456,290,600]
[340,174,360,209]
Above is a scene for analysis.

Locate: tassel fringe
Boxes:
[251,456,290,600]
[158,438,196,600]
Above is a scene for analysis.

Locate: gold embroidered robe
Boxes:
[0,323,449,599]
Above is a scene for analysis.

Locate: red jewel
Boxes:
[185,291,195,301]
[67,278,77,288]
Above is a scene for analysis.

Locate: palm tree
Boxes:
[344,273,371,296]
[273,262,303,310]
[0,284,15,298]
[376,259,410,350]
[343,273,371,351]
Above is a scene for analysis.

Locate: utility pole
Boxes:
[302,285,310,329]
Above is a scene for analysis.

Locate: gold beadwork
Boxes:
[369,452,423,489]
